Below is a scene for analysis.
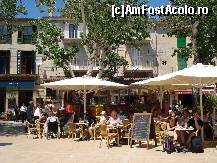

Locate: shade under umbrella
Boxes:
[41,76,127,114]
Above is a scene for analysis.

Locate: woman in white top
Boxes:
[34,104,42,119]
[108,110,122,126]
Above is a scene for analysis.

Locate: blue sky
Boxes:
[17,0,169,18]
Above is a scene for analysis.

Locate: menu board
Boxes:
[130,113,152,148]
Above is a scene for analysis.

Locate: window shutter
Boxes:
[177,33,186,48]
[32,51,36,74]
[17,50,21,74]
[177,35,187,70]
[17,31,23,43]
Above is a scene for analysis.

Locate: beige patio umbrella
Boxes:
[41,76,127,115]
[132,63,217,140]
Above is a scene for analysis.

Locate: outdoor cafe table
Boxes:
[75,122,89,140]
[175,127,194,131]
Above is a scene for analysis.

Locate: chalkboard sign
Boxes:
[130,113,152,149]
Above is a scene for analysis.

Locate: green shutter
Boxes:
[177,35,187,70]
[177,36,186,48]
[177,54,187,70]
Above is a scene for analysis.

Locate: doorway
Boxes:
[0,88,6,113]
[18,90,33,107]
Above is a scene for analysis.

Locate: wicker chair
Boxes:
[26,121,37,138]
[213,124,217,140]
[99,124,120,149]
[155,122,166,144]
[67,122,82,138]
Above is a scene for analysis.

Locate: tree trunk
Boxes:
[192,21,199,64]
[96,48,105,79]
[80,0,96,77]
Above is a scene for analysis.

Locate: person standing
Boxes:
[34,104,42,120]
[19,103,27,123]
[26,101,34,123]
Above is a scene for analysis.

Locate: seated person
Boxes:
[84,112,96,125]
[178,110,190,127]
[184,111,203,147]
[107,110,122,126]
[118,110,127,121]
[88,111,108,140]
[166,111,178,141]
[45,112,60,133]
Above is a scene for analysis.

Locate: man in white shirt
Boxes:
[19,104,27,123]
[34,104,42,119]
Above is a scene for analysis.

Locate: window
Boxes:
[0,50,10,74]
[17,26,37,44]
[130,48,142,66]
[17,51,35,74]
[69,24,78,38]
[0,25,12,44]
[46,88,56,99]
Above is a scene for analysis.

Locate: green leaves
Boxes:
[61,0,150,78]
[0,0,27,21]
[164,0,217,64]
[32,19,78,73]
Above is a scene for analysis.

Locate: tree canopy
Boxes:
[33,0,150,79]
[162,0,217,64]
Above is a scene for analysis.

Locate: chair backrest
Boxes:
[155,122,162,132]
[99,124,108,137]
[122,119,129,126]
[213,124,217,137]
[160,122,167,131]
[68,122,76,131]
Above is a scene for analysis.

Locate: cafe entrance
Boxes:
[18,90,33,107]
[0,88,6,113]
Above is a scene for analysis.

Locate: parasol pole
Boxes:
[159,86,163,111]
[213,84,216,126]
[84,85,87,117]
[199,79,204,141]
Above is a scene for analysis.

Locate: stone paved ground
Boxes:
[0,135,217,163]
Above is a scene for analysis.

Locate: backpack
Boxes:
[191,136,204,153]
[163,136,175,154]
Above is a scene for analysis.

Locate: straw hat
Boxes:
[101,111,106,115]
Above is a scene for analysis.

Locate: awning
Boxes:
[0,80,35,88]
[174,89,215,94]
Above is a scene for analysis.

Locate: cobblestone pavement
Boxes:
[0,135,217,163]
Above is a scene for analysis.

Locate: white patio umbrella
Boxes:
[41,76,127,115]
[172,63,217,140]
[132,63,217,140]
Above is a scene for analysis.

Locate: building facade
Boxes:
[0,18,193,113]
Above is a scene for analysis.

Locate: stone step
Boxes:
[0,121,26,136]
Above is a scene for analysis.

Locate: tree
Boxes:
[33,0,150,78]
[162,0,217,64]
[0,0,26,20]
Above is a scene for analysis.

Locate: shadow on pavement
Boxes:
[0,143,13,147]
[0,122,26,137]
